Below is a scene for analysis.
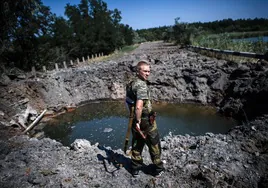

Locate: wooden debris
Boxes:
[22,109,47,134]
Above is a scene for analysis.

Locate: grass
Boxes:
[198,50,261,63]
[121,45,139,53]
[203,31,268,39]
[87,44,140,63]
[192,32,268,54]
[47,44,140,70]
[190,31,268,63]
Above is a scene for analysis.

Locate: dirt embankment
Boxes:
[0,41,268,187]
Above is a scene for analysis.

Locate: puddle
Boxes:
[44,101,237,149]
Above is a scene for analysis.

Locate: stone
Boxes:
[71,139,91,151]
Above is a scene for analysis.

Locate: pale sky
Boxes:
[42,0,268,29]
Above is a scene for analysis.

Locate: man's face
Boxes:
[138,65,150,81]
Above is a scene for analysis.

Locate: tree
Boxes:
[0,0,54,70]
[1,0,135,70]
[173,17,191,45]
[64,0,131,56]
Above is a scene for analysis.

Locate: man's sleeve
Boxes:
[136,81,149,100]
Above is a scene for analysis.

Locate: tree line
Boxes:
[1,0,267,71]
[137,18,268,45]
[0,0,134,71]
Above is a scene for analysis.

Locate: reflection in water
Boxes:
[44,101,237,149]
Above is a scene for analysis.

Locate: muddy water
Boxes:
[44,101,237,149]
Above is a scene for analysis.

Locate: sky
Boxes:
[42,0,268,30]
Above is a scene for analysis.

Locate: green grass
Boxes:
[120,45,139,53]
[87,44,140,63]
[191,32,268,54]
[202,31,268,39]
[222,31,268,39]
[190,31,268,63]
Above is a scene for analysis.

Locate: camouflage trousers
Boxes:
[131,118,164,173]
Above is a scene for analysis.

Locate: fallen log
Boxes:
[22,109,47,134]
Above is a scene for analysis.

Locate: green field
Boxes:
[191,31,268,54]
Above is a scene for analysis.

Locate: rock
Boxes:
[0,111,4,116]
[18,98,29,105]
[17,104,38,128]
[70,139,92,151]
[6,67,27,80]
[9,119,19,127]
[0,73,11,86]
[32,131,45,139]
[205,132,214,137]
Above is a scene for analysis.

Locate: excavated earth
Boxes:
[0,41,268,187]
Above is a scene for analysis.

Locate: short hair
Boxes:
[137,60,150,71]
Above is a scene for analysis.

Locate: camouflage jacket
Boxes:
[128,77,152,115]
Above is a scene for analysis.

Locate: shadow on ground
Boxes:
[97,145,158,177]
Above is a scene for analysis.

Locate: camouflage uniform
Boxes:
[129,77,164,173]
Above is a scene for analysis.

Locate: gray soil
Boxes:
[0,41,268,187]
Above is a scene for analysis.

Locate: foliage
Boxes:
[0,0,54,70]
[172,17,191,45]
[193,33,268,54]
[53,0,134,64]
[190,18,268,34]
[136,26,170,42]
[1,0,268,71]
[136,18,268,48]
[120,45,138,53]
[132,31,146,44]
[0,0,135,71]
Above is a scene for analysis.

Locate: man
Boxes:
[126,60,164,177]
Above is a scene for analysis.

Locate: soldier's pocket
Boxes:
[149,129,160,146]
[149,111,156,125]
[140,117,151,130]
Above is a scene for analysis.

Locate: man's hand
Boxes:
[135,121,146,139]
